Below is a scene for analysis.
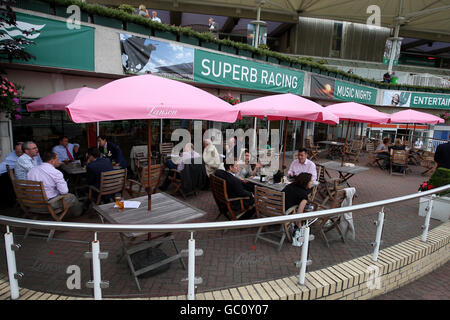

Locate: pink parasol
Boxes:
[66,75,239,123]
[324,102,390,124]
[325,102,390,165]
[237,93,339,124]
[27,87,95,112]
[66,74,240,211]
[236,93,339,169]
[389,109,444,124]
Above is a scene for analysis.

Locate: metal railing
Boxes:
[1,184,449,300]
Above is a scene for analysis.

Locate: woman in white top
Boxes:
[203,139,224,176]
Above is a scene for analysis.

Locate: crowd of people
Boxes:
[0,135,128,215]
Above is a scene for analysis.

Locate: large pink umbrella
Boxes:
[389,109,444,145]
[236,93,339,169]
[27,87,95,112]
[389,109,444,124]
[325,102,390,165]
[66,74,240,210]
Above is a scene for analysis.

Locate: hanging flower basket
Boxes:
[0,76,23,120]
[220,93,240,105]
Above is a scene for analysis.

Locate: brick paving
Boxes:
[0,153,447,299]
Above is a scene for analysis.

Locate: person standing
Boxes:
[27,151,83,217]
[97,135,127,169]
[15,141,40,180]
[287,148,317,183]
[52,136,79,163]
[151,10,161,23]
[434,133,450,170]
[138,4,149,18]
[86,147,114,203]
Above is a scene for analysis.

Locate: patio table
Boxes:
[318,161,369,189]
[318,141,345,159]
[244,176,288,192]
[60,162,86,195]
[93,192,206,291]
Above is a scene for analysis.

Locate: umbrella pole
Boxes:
[148,119,152,211]
[299,121,305,148]
[282,117,288,171]
[341,121,351,166]
[405,123,409,142]
[413,123,416,145]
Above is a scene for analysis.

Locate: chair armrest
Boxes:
[88,185,100,193]
[228,196,250,202]
[285,205,298,215]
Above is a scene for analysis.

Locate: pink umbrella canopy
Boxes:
[27,87,95,112]
[66,75,239,123]
[325,102,390,124]
[389,109,444,124]
[237,93,339,124]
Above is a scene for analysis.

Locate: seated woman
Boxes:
[237,150,262,179]
[282,172,314,226]
[389,138,406,152]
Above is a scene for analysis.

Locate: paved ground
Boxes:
[0,152,448,299]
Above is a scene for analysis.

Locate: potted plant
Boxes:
[219,93,240,105]
[418,167,450,222]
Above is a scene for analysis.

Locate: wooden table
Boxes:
[60,162,86,195]
[244,177,288,192]
[319,161,369,188]
[93,192,206,291]
[318,141,345,159]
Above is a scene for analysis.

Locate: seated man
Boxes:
[370,137,391,169]
[52,136,80,163]
[214,160,255,218]
[97,135,127,169]
[203,139,224,177]
[287,148,317,183]
[86,147,114,201]
[0,141,23,208]
[27,151,83,217]
[15,141,40,180]
[160,143,201,191]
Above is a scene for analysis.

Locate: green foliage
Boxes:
[118,4,134,15]
[429,167,450,196]
[257,43,270,51]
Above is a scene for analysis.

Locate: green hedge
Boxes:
[429,167,450,196]
[27,0,450,94]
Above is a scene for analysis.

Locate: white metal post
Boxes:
[187,232,196,300]
[4,226,20,300]
[422,195,435,242]
[298,226,310,285]
[91,234,102,300]
[254,6,261,48]
[372,207,385,261]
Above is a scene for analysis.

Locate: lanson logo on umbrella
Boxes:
[147,103,178,117]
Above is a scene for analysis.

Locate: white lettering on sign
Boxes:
[148,106,177,117]
[413,96,450,107]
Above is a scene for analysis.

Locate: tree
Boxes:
[0,0,36,64]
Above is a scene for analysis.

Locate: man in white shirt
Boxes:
[27,151,83,217]
[15,141,40,180]
[52,136,79,163]
[151,10,161,23]
[288,148,317,182]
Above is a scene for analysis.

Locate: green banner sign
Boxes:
[194,50,304,95]
[5,13,95,71]
[335,80,378,105]
[410,92,450,110]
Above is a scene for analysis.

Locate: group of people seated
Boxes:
[0,135,129,216]
[368,137,419,170]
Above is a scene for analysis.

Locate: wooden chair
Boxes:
[310,189,348,248]
[13,179,74,241]
[254,186,298,251]
[305,138,322,161]
[160,142,174,164]
[308,166,322,203]
[315,164,344,207]
[366,143,383,169]
[344,140,363,162]
[88,169,127,205]
[389,150,409,176]
[209,174,254,221]
[419,151,436,176]
[126,164,163,197]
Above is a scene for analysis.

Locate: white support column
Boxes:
[298,226,310,285]
[4,226,20,300]
[372,207,385,262]
[91,235,102,300]
[187,232,196,300]
[422,195,435,242]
